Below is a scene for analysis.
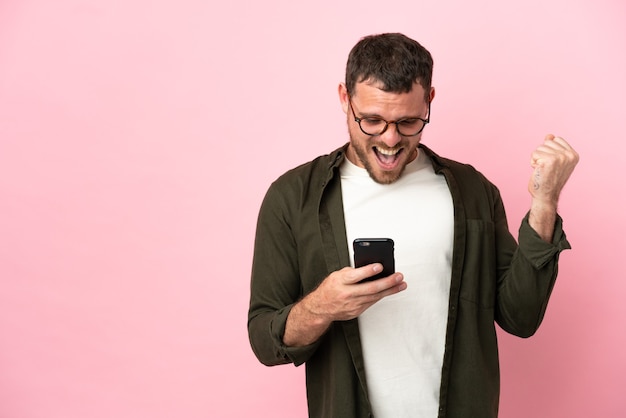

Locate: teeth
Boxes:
[375,147,400,156]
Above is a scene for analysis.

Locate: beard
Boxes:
[348,132,416,185]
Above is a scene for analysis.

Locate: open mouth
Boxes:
[373,146,403,168]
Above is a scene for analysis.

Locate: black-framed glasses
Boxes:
[349,97,430,137]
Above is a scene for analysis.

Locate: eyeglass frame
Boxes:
[348,96,431,137]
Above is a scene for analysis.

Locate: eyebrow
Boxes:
[350,97,424,120]
[359,110,421,121]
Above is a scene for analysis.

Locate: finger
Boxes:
[551,136,576,153]
[531,148,560,168]
[347,263,384,284]
[360,272,406,295]
[536,137,578,165]
[531,135,569,166]
[543,135,575,152]
[530,148,551,167]
[532,135,557,164]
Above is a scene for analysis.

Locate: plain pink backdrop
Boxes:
[1,0,624,417]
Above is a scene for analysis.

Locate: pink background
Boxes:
[1,0,624,417]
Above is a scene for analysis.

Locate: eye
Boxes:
[362,118,385,127]
[398,118,420,127]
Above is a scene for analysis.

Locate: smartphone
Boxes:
[353,238,395,282]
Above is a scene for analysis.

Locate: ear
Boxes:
[429,86,436,103]
[338,83,349,114]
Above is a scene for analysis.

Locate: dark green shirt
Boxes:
[248,144,570,417]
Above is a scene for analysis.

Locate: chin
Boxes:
[368,168,402,185]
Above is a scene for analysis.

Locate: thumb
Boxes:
[530,133,556,168]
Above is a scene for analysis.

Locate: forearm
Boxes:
[495,213,570,337]
[283,293,333,347]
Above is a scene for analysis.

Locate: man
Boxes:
[247,33,578,418]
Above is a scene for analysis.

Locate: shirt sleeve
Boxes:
[518,212,571,269]
[495,211,571,337]
[247,183,322,367]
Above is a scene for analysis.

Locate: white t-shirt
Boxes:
[341,149,454,417]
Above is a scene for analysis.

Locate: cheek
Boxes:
[347,123,365,144]
[348,121,377,143]
[351,133,373,152]
[407,134,423,148]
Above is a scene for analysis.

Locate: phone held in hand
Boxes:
[353,238,395,282]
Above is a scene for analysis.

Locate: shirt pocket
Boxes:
[459,219,497,309]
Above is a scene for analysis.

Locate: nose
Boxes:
[378,123,402,147]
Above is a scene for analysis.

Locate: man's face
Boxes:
[339,81,434,184]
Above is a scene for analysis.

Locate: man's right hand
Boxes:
[282,264,407,347]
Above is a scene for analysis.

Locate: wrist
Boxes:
[529,198,558,242]
[298,292,333,328]
[283,295,332,347]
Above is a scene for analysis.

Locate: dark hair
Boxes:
[345,33,433,101]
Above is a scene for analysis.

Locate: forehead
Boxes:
[352,81,426,115]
